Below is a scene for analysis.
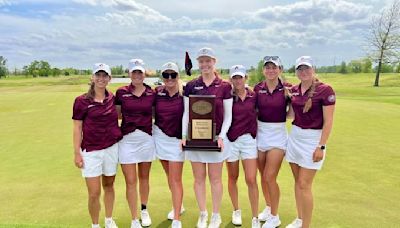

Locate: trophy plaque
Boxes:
[183,95,220,152]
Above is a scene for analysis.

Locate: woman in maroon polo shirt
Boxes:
[72,63,122,228]
[225,65,260,228]
[254,56,291,228]
[154,62,185,228]
[181,47,233,228]
[116,59,156,228]
[285,56,335,228]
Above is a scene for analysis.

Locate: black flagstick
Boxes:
[185,51,193,76]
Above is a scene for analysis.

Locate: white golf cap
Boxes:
[295,56,314,69]
[128,58,145,73]
[229,65,246,78]
[197,47,216,59]
[161,62,179,73]
[93,63,111,75]
[263,56,282,67]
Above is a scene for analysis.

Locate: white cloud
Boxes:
[0,0,390,69]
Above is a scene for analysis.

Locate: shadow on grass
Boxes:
[155,219,171,228]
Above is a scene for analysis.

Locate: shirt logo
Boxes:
[215,85,220,87]
[88,104,96,108]
[194,86,204,90]
[122,94,133,97]
[258,90,267,94]
[146,92,153,96]
[158,92,166,96]
[328,94,336,102]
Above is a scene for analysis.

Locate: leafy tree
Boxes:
[338,61,348,74]
[366,0,400,86]
[0,56,7,78]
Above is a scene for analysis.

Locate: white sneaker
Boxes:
[171,220,182,228]
[140,209,152,227]
[208,213,222,228]
[285,218,302,228]
[251,217,261,228]
[231,209,242,225]
[167,205,186,220]
[258,206,272,222]
[131,219,142,228]
[105,218,118,228]
[196,211,208,228]
[262,215,281,228]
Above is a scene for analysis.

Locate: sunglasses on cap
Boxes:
[263,56,280,61]
[162,72,178,79]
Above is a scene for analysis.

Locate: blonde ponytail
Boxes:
[302,78,320,113]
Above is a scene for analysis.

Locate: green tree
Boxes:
[248,60,264,86]
[348,60,362,73]
[338,61,348,74]
[0,56,7,78]
[362,58,373,73]
[111,65,124,75]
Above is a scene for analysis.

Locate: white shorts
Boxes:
[185,136,231,163]
[80,143,119,178]
[153,125,185,162]
[286,125,325,170]
[227,134,257,162]
[118,129,156,164]
[257,121,288,152]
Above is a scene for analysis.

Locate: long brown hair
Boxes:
[303,78,320,113]
[85,81,95,100]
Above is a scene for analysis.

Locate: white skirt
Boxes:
[185,136,231,163]
[227,134,257,162]
[153,125,185,162]
[257,121,288,152]
[286,125,325,170]
[118,129,156,164]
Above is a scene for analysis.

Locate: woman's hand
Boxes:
[180,139,186,151]
[313,147,324,162]
[217,137,224,151]
[74,153,83,168]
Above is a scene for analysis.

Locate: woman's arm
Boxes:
[73,120,83,168]
[217,98,233,150]
[286,103,294,119]
[116,105,122,120]
[180,96,189,148]
[313,105,335,162]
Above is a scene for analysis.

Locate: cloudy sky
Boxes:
[0,0,391,70]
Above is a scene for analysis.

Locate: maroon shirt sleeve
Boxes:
[223,82,233,99]
[321,85,336,106]
[72,96,87,120]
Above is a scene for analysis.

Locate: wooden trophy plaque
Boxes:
[183,95,220,151]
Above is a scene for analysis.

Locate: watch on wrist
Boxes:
[318,144,326,150]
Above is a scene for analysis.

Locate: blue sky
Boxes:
[0,0,391,70]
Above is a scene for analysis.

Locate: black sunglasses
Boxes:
[162,72,178,79]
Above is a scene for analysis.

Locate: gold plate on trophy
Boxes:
[192,100,212,115]
[192,119,212,139]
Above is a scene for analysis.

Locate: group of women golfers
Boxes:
[72,47,336,228]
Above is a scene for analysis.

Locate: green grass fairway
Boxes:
[0,73,399,227]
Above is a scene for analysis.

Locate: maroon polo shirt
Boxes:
[227,88,257,142]
[154,86,184,139]
[184,75,232,135]
[254,80,291,122]
[290,82,336,129]
[115,83,155,135]
[72,90,122,152]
